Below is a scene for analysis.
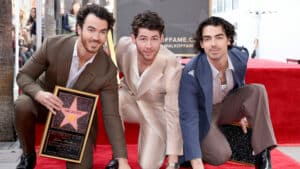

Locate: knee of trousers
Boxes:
[14,95,37,118]
[139,158,163,169]
[247,84,267,97]
[205,147,232,166]
[138,149,164,169]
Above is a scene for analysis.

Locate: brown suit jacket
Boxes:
[116,37,183,155]
[17,35,127,158]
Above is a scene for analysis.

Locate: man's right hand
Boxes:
[34,91,63,115]
[117,158,131,169]
[191,158,204,169]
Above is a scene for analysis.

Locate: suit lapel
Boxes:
[122,44,138,95]
[137,46,165,98]
[57,36,77,87]
[195,54,213,122]
[72,50,103,91]
[72,65,96,90]
[229,50,245,87]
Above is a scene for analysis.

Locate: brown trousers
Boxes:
[200,84,277,165]
[14,94,93,169]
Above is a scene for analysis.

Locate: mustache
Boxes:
[90,39,101,43]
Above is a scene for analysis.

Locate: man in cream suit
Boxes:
[14,4,130,169]
[106,11,183,169]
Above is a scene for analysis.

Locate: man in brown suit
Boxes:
[106,11,183,169]
[14,4,130,169]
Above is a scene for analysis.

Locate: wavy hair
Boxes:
[194,16,236,52]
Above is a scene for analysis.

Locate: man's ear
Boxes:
[76,25,81,36]
[131,34,136,43]
[227,38,231,46]
[200,41,203,49]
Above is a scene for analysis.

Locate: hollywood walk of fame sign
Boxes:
[39,86,98,163]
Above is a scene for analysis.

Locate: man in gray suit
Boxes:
[14,4,130,169]
[179,16,277,169]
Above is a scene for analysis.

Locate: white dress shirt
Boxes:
[66,40,96,88]
[208,57,235,104]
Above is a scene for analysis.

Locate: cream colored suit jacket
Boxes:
[116,37,183,155]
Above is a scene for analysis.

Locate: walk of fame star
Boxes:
[59,97,88,131]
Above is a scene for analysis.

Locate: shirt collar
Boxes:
[73,40,79,60]
[73,39,96,64]
[228,56,234,71]
[208,55,235,79]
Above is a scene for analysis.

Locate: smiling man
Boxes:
[105,11,183,169]
[14,4,130,169]
[179,16,277,169]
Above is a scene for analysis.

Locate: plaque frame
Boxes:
[39,86,99,163]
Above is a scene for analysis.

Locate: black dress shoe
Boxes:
[180,161,192,168]
[16,152,36,169]
[255,149,272,169]
[105,159,119,169]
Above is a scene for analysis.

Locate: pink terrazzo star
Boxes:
[59,97,88,131]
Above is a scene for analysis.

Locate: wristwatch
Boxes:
[167,162,180,169]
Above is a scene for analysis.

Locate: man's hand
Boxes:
[191,158,204,169]
[166,155,179,169]
[117,158,131,169]
[34,91,63,115]
[239,117,248,134]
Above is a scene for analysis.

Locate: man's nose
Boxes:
[145,40,152,47]
[211,38,216,46]
[93,33,101,40]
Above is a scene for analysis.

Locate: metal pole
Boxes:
[36,0,42,49]
[55,0,62,34]
[14,0,20,101]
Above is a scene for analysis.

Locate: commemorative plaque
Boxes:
[39,86,98,163]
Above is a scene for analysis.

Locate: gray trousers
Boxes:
[201,84,277,165]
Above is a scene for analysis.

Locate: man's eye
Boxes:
[216,36,223,40]
[100,30,107,35]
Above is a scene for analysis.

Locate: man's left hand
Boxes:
[167,155,179,169]
[239,117,248,134]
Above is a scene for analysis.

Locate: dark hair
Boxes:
[76,4,115,31]
[131,10,165,37]
[27,7,36,25]
[194,16,236,52]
